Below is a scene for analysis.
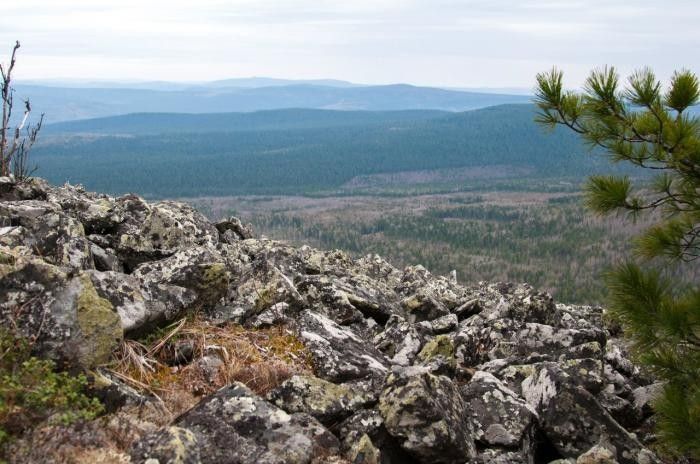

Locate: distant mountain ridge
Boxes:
[14,81,532,123]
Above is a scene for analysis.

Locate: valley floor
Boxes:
[186,187,692,305]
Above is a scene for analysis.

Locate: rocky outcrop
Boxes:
[132,382,340,464]
[0,176,663,464]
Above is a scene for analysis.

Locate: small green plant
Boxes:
[0,329,103,445]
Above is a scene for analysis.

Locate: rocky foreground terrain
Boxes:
[0,177,664,463]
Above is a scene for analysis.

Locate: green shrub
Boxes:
[0,329,103,445]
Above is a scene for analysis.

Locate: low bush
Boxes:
[0,329,103,446]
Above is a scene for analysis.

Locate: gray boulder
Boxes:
[378,367,477,463]
[130,426,201,464]
[0,260,122,370]
[115,198,219,270]
[521,364,659,464]
[0,200,94,270]
[297,310,389,382]
[266,375,378,425]
[461,371,538,448]
[168,382,340,464]
[86,270,197,334]
[132,247,229,309]
[216,216,254,241]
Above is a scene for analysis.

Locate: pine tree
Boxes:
[535,66,700,458]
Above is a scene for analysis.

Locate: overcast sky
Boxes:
[0,0,697,88]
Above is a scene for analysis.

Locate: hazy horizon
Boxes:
[1,0,698,89]
[17,76,536,95]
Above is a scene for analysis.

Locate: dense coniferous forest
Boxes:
[34,104,624,197]
[43,109,449,135]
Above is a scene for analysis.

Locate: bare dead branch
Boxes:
[0,41,42,180]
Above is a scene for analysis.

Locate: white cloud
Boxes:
[0,0,697,87]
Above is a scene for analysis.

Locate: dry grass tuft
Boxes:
[110,315,313,418]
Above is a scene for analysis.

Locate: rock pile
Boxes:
[0,177,662,464]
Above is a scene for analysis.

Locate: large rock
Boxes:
[0,260,122,370]
[130,426,200,464]
[373,314,425,367]
[47,185,123,235]
[297,310,389,382]
[115,198,219,270]
[0,200,93,270]
[86,270,197,334]
[396,265,469,310]
[0,176,49,201]
[521,364,659,464]
[378,367,477,463]
[295,273,400,326]
[155,382,340,464]
[216,216,254,242]
[132,247,229,309]
[336,409,417,464]
[267,375,378,425]
[461,371,537,448]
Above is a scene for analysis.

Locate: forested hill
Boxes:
[33,104,614,198]
[43,109,449,135]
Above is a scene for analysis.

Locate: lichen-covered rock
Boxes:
[461,371,537,448]
[416,313,458,334]
[416,334,457,374]
[521,364,659,464]
[132,247,229,309]
[336,409,421,464]
[0,260,122,370]
[473,448,532,464]
[400,290,451,323]
[130,426,201,464]
[48,186,123,235]
[0,200,94,269]
[216,216,254,242]
[378,367,477,463]
[0,176,49,201]
[89,242,122,272]
[373,314,425,366]
[632,383,664,419]
[396,264,468,310]
[297,310,389,382]
[346,434,381,464]
[266,375,378,425]
[86,270,197,334]
[170,382,340,464]
[295,273,400,326]
[453,285,609,384]
[115,198,219,270]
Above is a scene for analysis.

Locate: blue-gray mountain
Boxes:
[16,83,531,123]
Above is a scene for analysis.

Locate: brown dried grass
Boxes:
[110,315,312,418]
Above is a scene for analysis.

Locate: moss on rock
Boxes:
[76,273,123,368]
